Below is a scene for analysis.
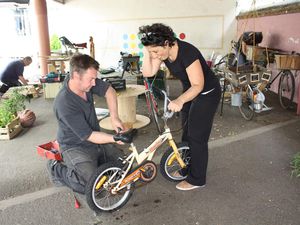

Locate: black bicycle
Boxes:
[266,68,296,110]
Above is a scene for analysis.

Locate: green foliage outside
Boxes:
[0,89,27,127]
[50,34,62,51]
[291,152,300,178]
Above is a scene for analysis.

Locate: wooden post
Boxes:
[89,36,95,59]
[31,0,51,76]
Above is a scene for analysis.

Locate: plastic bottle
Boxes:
[256,91,265,104]
[254,90,265,111]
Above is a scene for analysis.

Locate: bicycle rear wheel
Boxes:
[278,70,295,109]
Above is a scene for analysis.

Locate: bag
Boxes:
[242,32,263,45]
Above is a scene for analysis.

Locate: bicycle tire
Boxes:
[160,143,191,182]
[278,70,295,109]
[85,161,133,213]
[239,91,255,121]
[145,91,162,133]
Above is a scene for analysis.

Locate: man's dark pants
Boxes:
[53,144,124,194]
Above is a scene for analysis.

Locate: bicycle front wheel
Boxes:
[239,92,255,121]
[278,70,295,109]
[145,91,162,133]
[85,161,133,213]
[160,143,191,182]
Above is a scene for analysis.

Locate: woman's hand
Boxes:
[168,98,184,112]
[142,47,162,77]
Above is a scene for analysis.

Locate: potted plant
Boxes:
[0,89,27,140]
[291,152,300,178]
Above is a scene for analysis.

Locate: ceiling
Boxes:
[0,0,65,4]
[0,0,29,3]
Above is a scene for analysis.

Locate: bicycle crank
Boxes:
[120,160,157,188]
[139,161,157,182]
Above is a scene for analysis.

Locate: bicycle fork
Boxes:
[167,139,187,168]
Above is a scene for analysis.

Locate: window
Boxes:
[14,7,30,36]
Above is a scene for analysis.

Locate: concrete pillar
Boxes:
[32,0,50,76]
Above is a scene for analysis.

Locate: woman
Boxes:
[139,23,221,191]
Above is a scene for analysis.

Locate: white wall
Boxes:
[46,0,237,68]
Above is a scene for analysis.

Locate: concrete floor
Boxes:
[0,77,299,225]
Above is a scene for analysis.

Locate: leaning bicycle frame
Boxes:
[143,77,162,133]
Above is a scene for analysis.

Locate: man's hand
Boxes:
[110,117,125,133]
[18,76,28,85]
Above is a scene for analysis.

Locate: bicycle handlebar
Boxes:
[161,90,174,119]
[144,77,174,119]
[151,86,174,119]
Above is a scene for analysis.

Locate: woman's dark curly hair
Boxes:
[138,23,176,47]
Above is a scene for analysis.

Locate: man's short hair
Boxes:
[23,56,32,65]
[69,53,99,77]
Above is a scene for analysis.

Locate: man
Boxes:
[49,53,126,194]
[0,56,32,96]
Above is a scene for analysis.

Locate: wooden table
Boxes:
[99,84,150,130]
[2,85,39,99]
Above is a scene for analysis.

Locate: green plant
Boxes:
[50,34,62,51]
[0,108,15,127]
[0,89,27,127]
[291,152,300,178]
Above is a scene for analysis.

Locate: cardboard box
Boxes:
[275,55,292,69]
[246,45,274,63]
[246,46,266,62]
[291,55,300,69]
[275,55,300,70]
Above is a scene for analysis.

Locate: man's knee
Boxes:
[53,162,87,194]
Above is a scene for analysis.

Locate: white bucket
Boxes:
[231,92,242,107]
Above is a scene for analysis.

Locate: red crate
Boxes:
[37,140,62,161]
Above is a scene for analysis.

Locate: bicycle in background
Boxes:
[265,52,299,109]
[212,41,273,120]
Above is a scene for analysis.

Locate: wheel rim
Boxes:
[279,70,295,109]
[92,167,131,211]
[164,146,191,180]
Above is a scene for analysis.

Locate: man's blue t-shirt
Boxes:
[0,60,24,84]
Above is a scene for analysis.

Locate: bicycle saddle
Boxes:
[113,129,137,143]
